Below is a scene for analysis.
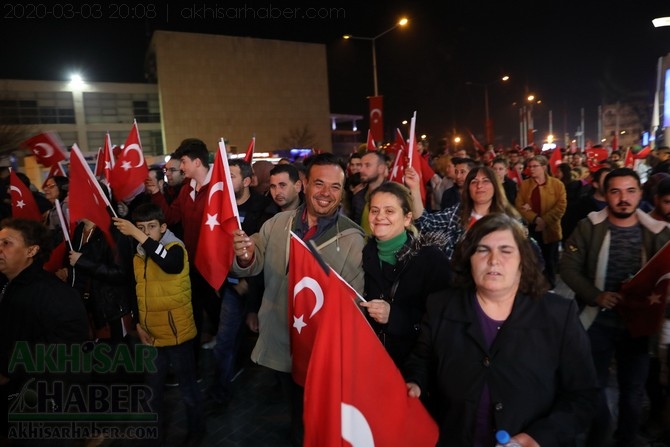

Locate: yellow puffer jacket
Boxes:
[134,235,196,347]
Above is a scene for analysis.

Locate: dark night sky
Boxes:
[1,0,669,148]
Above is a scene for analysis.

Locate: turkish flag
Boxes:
[194,140,241,291]
[466,128,486,154]
[585,147,609,172]
[623,148,635,168]
[288,234,332,386]
[303,266,439,447]
[9,170,42,221]
[368,96,383,143]
[69,144,116,247]
[619,240,670,337]
[635,146,651,159]
[407,113,432,206]
[95,132,115,183]
[366,129,376,152]
[387,148,406,184]
[548,147,563,176]
[43,240,67,273]
[109,121,148,203]
[243,136,255,163]
[21,132,67,167]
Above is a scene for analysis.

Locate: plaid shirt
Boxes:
[414,204,463,260]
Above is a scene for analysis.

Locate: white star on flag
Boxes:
[205,213,220,231]
[293,315,307,334]
[105,161,111,170]
[121,160,132,171]
[648,292,662,305]
[15,200,25,209]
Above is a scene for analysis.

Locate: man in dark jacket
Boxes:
[0,218,89,439]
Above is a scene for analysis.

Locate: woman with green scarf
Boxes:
[359,182,452,368]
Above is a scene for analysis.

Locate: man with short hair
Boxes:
[347,152,363,175]
[439,157,477,210]
[146,138,217,372]
[651,146,670,175]
[210,159,272,409]
[350,151,388,233]
[231,153,364,445]
[268,164,303,212]
[650,176,670,223]
[164,154,185,204]
[560,168,670,446]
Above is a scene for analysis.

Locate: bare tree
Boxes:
[278,124,319,150]
[0,124,34,157]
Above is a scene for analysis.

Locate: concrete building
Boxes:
[146,30,332,155]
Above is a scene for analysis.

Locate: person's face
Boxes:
[229,165,249,199]
[0,227,37,280]
[654,194,670,222]
[508,153,519,164]
[468,171,495,206]
[348,157,362,174]
[269,172,301,210]
[43,179,59,202]
[570,154,583,167]
[492,163,507,181]
[359,154,384,183]
[454,163,471,188]
[305,164,344,218]
[527,161,546,179]
[605,175,642,219]
[470,229,521,296]
[369,192,412,242]
[657,151,670,162]
[179,156,198,179]
[522,150,534,160]
[165,160,184,186]
[135,220,167,242]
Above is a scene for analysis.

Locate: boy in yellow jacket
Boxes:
[114,203,204,445]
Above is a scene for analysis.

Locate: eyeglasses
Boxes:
[527,164,543,169]
[43,183,57,189]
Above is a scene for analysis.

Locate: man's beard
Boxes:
[609,209,636,219]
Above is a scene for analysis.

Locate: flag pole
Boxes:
[219,138,242,230]
[54,198,73,252]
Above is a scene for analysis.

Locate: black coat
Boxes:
[0,262,89,380]
[403,288,598,447]
[362,232,452,367]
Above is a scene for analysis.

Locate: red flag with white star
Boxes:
[243,136,255,163]
[109,121,148,202]
[21,132,67,167]
[619,240,670,337]
[194,140,241,291]
[69,143,116,247]
[95,132,115,182]
[366,129,376,152]
[288,234,332,387]
[9,170,42,221]
[303,260,439,447]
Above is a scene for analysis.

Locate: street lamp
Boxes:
[343,17,409,97]
[466,75,510,145]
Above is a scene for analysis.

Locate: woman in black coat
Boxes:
[360,182,451,368]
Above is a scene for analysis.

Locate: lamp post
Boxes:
[466,75,510,145]
[344,18,408,142]
[344,17,409,97]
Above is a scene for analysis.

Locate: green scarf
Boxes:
[376,231,407,266]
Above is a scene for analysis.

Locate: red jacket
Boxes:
[151,179,210,263]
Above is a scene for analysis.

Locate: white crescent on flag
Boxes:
[34,142,54,158]
[341,403,374,447]
[9,185,22,197]
[123,143,145,167]
[208,181,224,204]
[370,108,382,124]
[292,276,324,333]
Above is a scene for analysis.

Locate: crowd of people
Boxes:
[0,139,669,447]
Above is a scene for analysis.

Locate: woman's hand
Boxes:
[68,250,82,266]
[406,382,421,398]
[359,299,391,324]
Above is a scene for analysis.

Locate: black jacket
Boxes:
[362,231,452,367]
[0,262,89,379]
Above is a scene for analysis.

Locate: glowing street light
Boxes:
[653,17,670,27]
[69,73,85,89]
